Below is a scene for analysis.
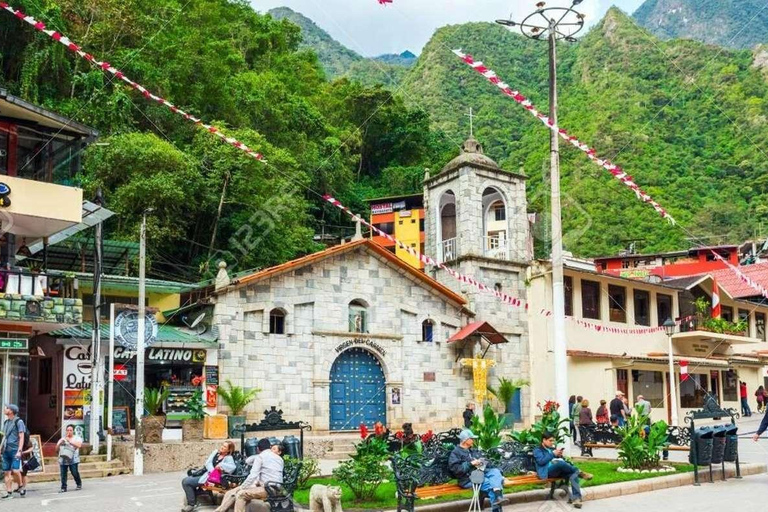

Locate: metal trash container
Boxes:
[724,424,739,462]
[688,426,714,466]
[244,437,260,457]
[268,436,281,448]
[282,435,301,459]
[711,425,727,464]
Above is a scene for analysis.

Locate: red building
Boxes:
[594,245,738,280]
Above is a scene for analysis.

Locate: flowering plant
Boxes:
[420,430,434,444]
[359,423,369,440]
[510,400,571,447]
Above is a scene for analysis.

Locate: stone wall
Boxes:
[113,439,229,474]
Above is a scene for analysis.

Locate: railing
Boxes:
[483,235,509,260]
[1,269,74,298]
[440,238,457,263]
[679,315,748,337]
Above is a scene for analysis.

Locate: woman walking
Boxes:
[56,425,82,493]
[578,399,594,426]
[595,400,609,424]
[757,386,766,414]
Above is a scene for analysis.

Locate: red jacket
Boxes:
[741,383,748,398]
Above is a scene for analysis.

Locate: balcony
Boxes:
[674,316,760,345]
[440,237,457,263]
[484,235,509,260]
[0,175,83,239]
[0,269,82,331]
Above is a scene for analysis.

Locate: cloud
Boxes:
[252,0,647,56]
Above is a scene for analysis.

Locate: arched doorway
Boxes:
[329,348,386,431]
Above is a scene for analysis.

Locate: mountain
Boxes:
[268,7,414,86]
[402,7,768,256]
[633,0,768,49]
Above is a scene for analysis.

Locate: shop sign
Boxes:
[205,366,219,386]
[0,182,11,208]
[619,269,649,279]
[335,338,387,356]
[115,310,159,349]
[206,384,218,408]
[371,203,393,214]
[398,210,412,218]
[62,345,92,429]
[113,364,128,382]
[0,339,27,350]
[392,200,406,211]
[113,346,206,364]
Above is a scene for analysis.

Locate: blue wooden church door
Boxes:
[329,348,386,431]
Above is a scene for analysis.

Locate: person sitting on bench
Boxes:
[448,429,506,512]
[215,439,284,512]
[533,432,592,509]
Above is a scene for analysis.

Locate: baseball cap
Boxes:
[5,404,18,415]
[459,429,478,442]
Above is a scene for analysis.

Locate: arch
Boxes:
[437,190,457,262]
[348,299,369,333]
[482,186,509,259]
[421,318,435,342]
[269,307,286,334]
[329,348,387,430]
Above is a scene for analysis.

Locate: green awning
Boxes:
[50,322,218,344]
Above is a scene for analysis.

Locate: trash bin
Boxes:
[282,435,301,459]
[244,437,260,457]
[724,424,739,463]
[268,436,281,447]
[711,425,727,464]
[688,426,714,466]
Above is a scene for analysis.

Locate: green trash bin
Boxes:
[689,426,714,466]
[724,424,739,463]
[711,425,727,464]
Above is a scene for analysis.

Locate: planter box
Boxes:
[204,415,229,440]
[182,419,204,442]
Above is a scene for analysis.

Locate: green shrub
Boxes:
[617,405,669,469]
[332,455,390,501]
[288,456,320,489]
[511,400,570,448]
[470,405,508,451]
[216,380,260,416]
[143,387,170,416]
[185,389,206,421]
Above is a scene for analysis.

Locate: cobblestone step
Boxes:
[27,466,131,484]
[42,454,110,466]
[28,457,130,483]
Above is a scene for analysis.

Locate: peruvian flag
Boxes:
[680,360,689,382]
[712,278,721,318]
[378,0,393,4]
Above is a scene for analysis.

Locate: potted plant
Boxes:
[217,380,260,437]
[488,377,529,425]
[143,386,170,443]
[182,389,206,442]
[470,404,508,451]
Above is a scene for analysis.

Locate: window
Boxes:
[608,285,627,323]
[657,293,673,326]
[679,374,708,408]
[634,289,650,326]
[631,370,664,409]
[419,219,425,231]
[616,369,628,396]
[564,276,573,316]
[722,306,734,322]
[269,308,286,334]
[581,280,601,320]
[422,320,434,342]
[494,283,502,293]
[493,202,506,221]
[756,312,766,341]
[738,309,750,333]
[349,300,368,333]
[38,357,52,394]
[723,370,738,402]
[377,222,394,235]
[621,260,630,269]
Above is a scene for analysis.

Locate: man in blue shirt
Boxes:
[1,404,26,500]
[448,429,506,512]
[533,431,592,509]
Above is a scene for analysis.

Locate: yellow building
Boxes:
[366,194,425,269]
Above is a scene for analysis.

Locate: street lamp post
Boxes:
[663,317,679,426]
[497,2,584,450]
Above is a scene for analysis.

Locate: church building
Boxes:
[212,136,531,432]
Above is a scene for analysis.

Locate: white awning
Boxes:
[21,200,114,257]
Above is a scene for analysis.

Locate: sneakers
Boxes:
[579,471,594,481]
[75,486,82,491]
[1,493,12,500]
[59,489,67,493]
[573,498,583,509]
[18,487,26,497]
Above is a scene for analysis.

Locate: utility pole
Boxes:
[134,210,149,475]
[498,1,584,454]
[89,189,104,454]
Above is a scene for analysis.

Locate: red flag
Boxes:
[711,278,721,318]
[378,0,393,4]
[679,360,689,382]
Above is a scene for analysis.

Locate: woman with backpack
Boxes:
[757,386,767,413]
[56,425,83,493]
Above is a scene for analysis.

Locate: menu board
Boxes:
[205,366,219,386]
[111,406,131,434]
[62,345,92,436]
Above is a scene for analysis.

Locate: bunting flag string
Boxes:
[453,49,676,225]
[378,0,393,4]
[709,250,768,300]
[0,2,266,163]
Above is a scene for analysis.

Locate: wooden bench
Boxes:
[391,432,569,512]
[577,424,691,457]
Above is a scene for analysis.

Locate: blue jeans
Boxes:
[59,463,82,490]
[460,468,504,508]
[547,460,582,499]
[741,398,752,416]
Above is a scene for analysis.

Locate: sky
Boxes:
[251,0,648,57]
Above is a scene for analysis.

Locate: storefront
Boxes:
[0,336,30,421]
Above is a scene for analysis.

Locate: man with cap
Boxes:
[448,429,506,512]
[1,404,25,500]
[609,391,626,427]
[215,438,284,512]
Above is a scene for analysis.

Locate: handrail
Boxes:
[0,268,72,298]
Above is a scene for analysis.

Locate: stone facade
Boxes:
[423,137,531,418]
[214,242,479,432]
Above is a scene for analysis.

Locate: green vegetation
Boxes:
[185,389,206,421]
[512,400,571,448]
[617,406,669,469]
[487,377,529,414]
[216,380,260,416]
[470,404,508,451]
[331,436,390,500]
[634,0,768,50]
[143,387,170,416]
[693,297,749,334]
[295,461,695,509]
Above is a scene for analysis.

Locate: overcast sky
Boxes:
[251,0,647,56]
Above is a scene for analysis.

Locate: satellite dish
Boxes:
[189,312,206,329]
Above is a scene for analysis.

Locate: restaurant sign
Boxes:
[113,346,206,364]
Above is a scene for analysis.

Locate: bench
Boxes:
[192,455,302,512]
[577,424,691,457]
[391,431,569,512]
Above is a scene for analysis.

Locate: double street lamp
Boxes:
[496,2,585,450]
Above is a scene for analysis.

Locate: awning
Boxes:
[448,321,509,345]
[22,200,115,256]
[50,322,218,345]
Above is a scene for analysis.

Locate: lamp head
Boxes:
[663,317,676,336]
[495,19,516,27]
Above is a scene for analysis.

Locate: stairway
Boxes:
[322,435,359,460]
[27,454,131,483]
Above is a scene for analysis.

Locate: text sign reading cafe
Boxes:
[112,347,207,364]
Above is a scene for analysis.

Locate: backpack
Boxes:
[13,418,31,451]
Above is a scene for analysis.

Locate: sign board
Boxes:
[391,387,401,405]
[335,338,387,356]
[0,339,27,350]
[111,406,131,433]
[113,364,128,382]
[62,345,92,435]
[113,347,206,364]
[115,310,159,349]
[618,269,650,279]
[27,435,45,474]
[371,203,393,214]
[205,366,219,386]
